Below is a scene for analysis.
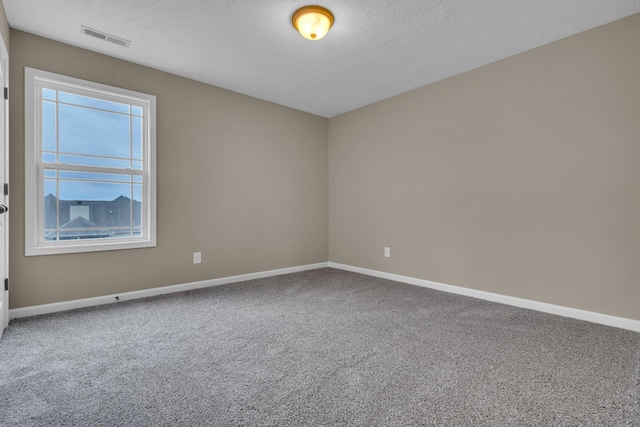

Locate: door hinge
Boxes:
[3,87,7,100]
[3,183,7,196]
[4,278,7,291]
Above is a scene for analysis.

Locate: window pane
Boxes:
[133,175,142,183]
[132,106,143,116]
[58,91,130,114]
[132,116,143,160]
[58,104,130,159]
[42,88,57,101]
[43,152,56,163]
[132,161,143,170]
[133,184,142,227]
[59,171,134,183]
[133,184,142,202]
[42,101,57,152]
[44,170,56,179]
[44,180,57,236]
[43,181,134,241]
[59,154,130,169]
[59,180,131,202]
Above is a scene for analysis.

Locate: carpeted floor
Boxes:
[0,268,639,426]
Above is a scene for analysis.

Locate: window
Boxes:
[25,68,156,255]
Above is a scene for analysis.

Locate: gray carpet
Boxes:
[0,268,638,426]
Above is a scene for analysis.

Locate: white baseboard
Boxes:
[9,262,330,320]
[10,261,640,333]
[329,262,640,333]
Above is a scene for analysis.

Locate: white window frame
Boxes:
[25,68,156,256]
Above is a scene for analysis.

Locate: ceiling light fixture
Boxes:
[292,6,334,41]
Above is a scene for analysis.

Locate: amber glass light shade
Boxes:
[292,6,334,40]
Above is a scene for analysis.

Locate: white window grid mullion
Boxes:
[46,175,138,186]
[43,162,144,176]
[56,100,132,117]
[129,109,134,237]
[47,149,139,163]
[55,169,60,242]
[55,89,60,242]
[142,111,149,236]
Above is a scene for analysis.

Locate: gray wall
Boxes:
[329,14,640,321]
[9,31,328,308]
[0,3,8,50]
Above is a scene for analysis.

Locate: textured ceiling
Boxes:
[3,1,640,117]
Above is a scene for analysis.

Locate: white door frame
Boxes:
[0,32,9,337]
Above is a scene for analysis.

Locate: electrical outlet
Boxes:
[193,252,202,264]
[384,247,391,258]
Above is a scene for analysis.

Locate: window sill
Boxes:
[25,237,156,256]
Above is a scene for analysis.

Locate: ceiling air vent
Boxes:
[80,26,131,48]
